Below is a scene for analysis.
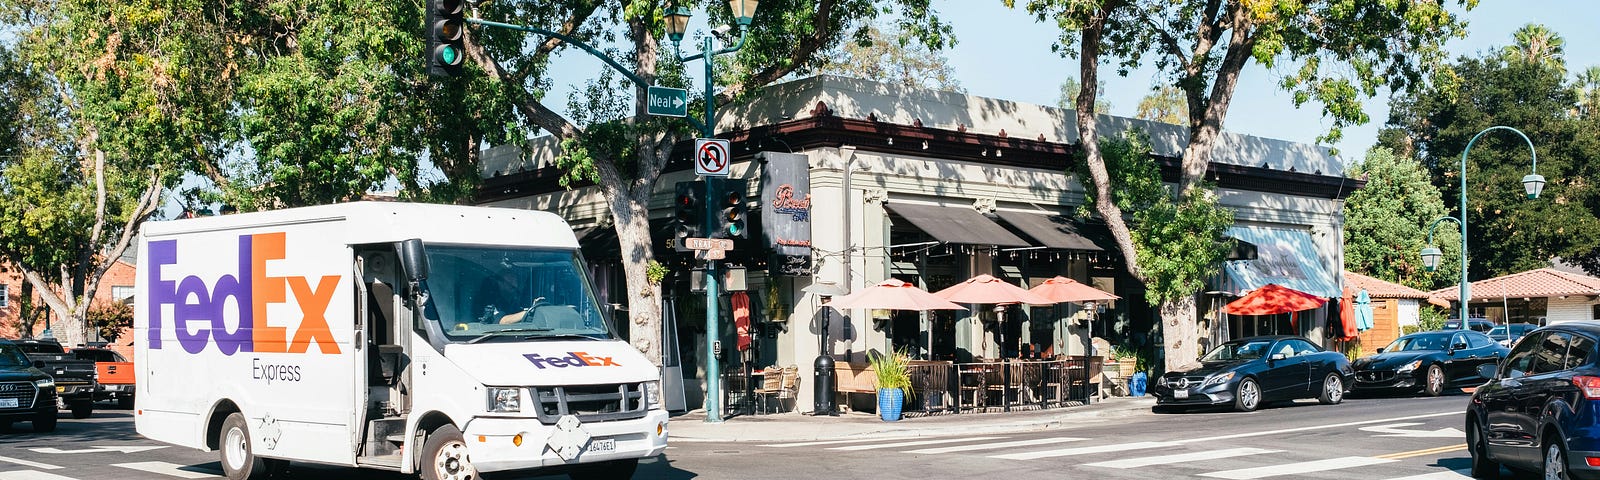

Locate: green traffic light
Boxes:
[435,44,463,66]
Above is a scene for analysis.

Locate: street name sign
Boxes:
[695,249,727,260]
[684,237,733,250]
[646,86,688,117]
[694,138,731,177]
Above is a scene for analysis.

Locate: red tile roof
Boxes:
[1429,268,1600,301]
[1344,270,1434,299]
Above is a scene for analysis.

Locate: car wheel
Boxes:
[219,413,270,480]
[1233,377,1261,412]
[421,425,477,480]
[1545,438,1571,480]
[70,401,93,419]
[1423,365,1445,397]
[1468,419,1500,478]
[568,459,639,480]
[1318,373,1344,405]
[33,409,56,433]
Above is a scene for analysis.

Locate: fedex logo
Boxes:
[147,232,341,355]
[523,352,621,369]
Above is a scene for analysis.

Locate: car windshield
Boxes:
[1384,333,1451,352]
[421,245,614,343]
[1201,339,1275,362]
[0,344,30,366]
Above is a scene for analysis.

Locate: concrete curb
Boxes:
[667,396,1158,443]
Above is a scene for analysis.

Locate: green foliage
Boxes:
[869,349,912,393]
[86,301,133,342]
[819,21,964,93]
[1343,342,1363,361]
[1344,147,1461,290]
[1405,307,1449,334]
[1056,76,1111,113]
[1109,344,1135,361]
[645,260,668,286]
[1135,85,1185,125]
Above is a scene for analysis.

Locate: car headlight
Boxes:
[1203,372,1235,387]
[486,387,522,413]
[645,381,662,410]
[1396,360,1422,374]
[34,378,54,388]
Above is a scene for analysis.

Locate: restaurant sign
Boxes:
[761,152,812,265]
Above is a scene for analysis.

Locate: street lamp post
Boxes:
[666,0,760,424]
[1420,125,1546,328]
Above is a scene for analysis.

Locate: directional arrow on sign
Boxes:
[30,445,169,454]
[1359,422,1464,438]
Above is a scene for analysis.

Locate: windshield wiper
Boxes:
[467,328,553,344]
[521,333,605,342]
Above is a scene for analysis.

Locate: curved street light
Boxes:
[1420,125,1545,328]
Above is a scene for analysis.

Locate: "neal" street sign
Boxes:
[646,86,688,118]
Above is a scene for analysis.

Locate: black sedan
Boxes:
[1351,330,1507,396]
[1152,335,1354,412]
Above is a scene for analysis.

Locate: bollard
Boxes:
[814,355,836,415]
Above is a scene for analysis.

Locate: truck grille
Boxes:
[531,382,647,425]
[0,382,37,409]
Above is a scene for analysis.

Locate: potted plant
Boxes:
[870,350,911,422]
[1109,345,1137,377]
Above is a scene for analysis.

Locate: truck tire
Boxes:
[70,401,93,419]
[117,396,134,410]
[219,413,270,480]
[568,459,639,480]
[33,410,56,432]
[421,425,477,480]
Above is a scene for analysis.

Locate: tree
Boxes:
[1577,66,1600,119]
[1056,76,1111,112]
[1383,45,1600,278]
[1008,0,1467,370]
[1343,147,1460,290]
[1135,85,1185,125]
[820,21,964,92]
[458,1,954,365]
[1503,23,1566,74]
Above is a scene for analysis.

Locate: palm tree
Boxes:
[1578,66,1600,118]
[1503,23,1566,73]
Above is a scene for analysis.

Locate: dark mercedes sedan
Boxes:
[1352,330,1507,397]
[1152,335,1354,412]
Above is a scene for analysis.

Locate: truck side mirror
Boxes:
[399,238,429,283]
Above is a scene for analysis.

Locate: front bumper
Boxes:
[1150,381,1235,406]
[1352,369,1421,391]
[462,409,669,473]
[55,383,96,400]
[0,387,57,422]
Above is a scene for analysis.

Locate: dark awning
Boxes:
[884,203,1030,247]
[994,211,1104,252]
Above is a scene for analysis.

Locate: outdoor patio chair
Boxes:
[776,365,800,412]
[753,366,782,414]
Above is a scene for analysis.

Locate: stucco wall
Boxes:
[1548,296,1600,324]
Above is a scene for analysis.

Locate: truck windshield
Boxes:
[423,245,614,343]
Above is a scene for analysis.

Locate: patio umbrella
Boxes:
[1028,276,1118,304]
[827,279,967,311]
[1221,284,1326,316]
[934,274,1056,306]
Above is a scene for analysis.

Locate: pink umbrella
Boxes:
[1028,276,1118,304]
[934,274,1056,306]
[828,279,967,311]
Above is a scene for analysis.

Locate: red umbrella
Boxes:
[1221,284,1327,315]
[828,279,967,311]
[935,274,1056,306]
[1028,276,1118,304]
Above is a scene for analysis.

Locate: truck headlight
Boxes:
[34,378,54,388]
[486,387,522,413]
[645,381,662,410]
[1396,360,1422,374]
[1203,372,1235,387]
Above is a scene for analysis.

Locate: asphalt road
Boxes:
[0,392,1512,480]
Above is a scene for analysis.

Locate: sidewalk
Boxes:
[667,396,1157,443]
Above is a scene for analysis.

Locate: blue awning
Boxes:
[1219,226,1340,298]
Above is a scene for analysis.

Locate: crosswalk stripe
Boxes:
[828,436,1008,451]
[761,437,917,448]
[903,437,1087,454]
[0,456,62,470]
[0,472,77,480]
[1384,469,1473,480]
[1083,447,1282,469]
[112,461,221,479]
[1199,456,1397,479]
[988,441,1178,461]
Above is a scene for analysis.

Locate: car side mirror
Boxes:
[1269,353,1286,361]
[1451,342,1468,352]
[1375,347,1385,354]
[1478,364,1497,379]
[32,360,45,368]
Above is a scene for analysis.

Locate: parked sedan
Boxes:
[1352,330,1508,396]
[1487,323,1539,347]
[1152,335,1354,412]
[1467,321,1600,479]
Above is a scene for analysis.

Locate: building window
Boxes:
[0,284,7,308]
[1593,303,1599,321]
[111,285,134,303]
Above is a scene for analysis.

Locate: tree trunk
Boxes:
[1073,0,1142,280]
[609,185,665,367]
[1160,295,1200,373]
[1178,7,1256,196]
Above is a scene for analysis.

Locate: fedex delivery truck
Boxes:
[135,202,667,480]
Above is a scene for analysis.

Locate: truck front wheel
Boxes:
[70,401,92,419]
[568,459,638,480]
[421,425,478,480]
[220,413,270,480]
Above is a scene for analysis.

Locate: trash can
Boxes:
[1129,371,1147,397]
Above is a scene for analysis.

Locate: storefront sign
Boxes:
[761,152,812,260]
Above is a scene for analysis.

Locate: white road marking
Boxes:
[29,446,168,454]
[1385,469,1474,480]
[828,436,1008,451]
[761,437,919,448]
[1083,447,1282,469]
[0,456,62,470]
[1178,411,1458,444]
[1360,422,1465,438]
[111,461,221,479]
[988,441,1179,461]
[903,437,1087,454]
[1199,456,1397,479]
[0,472,77,480]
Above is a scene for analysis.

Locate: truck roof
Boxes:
[141,201,580,249]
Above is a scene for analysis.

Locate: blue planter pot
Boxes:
[878,388,904,422]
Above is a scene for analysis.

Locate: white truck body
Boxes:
[134,202,667,476]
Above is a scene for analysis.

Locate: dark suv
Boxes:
[0,339,59,432]
[1467,321,1600,479]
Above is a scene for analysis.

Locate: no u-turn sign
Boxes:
[694,138,731,177]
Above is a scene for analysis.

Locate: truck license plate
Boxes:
[1173,389,1189,399]
[587,438,616,454]
[0,398,16,408]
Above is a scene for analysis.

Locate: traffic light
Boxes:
[673,181,705,251]
[426,0,466,77]
[714,179,749,239]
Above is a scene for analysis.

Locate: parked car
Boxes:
[0,339,59,432]
[13,339,96,419]
[70,347,134,409]
[1444,317,1495,333]
[1151,335,1354,412]
[1487,323,1540,347]
[1352,330,1507,396]
[1466,321,1600,479]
